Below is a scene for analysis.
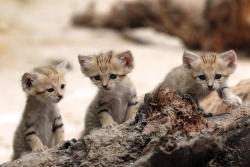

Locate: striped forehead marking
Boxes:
[96,52,113,72]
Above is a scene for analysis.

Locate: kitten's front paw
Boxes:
[32,144,47,152]
[102,121,118,128]
[126,112,137,121]
[223,95,242,107]
[198,107,213,118]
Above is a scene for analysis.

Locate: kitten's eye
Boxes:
[93,75,101,81]
[47,88,54,93]
[198,75,206,80]
[109,74,117,79]
[61,84,65,89]
[215,74,222,80]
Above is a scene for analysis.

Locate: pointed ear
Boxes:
[56,60,69,72]
[21,73,38,90]
[219,50,237,72]
[117,50,134,69]
[78,55,93,67]
[183,51,199,68]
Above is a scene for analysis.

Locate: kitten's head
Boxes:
[21,61,68,103]
[78,50,134,90]
[183,50,237,91]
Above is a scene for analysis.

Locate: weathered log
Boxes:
[209,115,250,167]
[72,0,250,51]
[1,87,250,167]
[133,114,250,167]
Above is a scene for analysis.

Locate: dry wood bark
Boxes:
[72,0,250,52]
[1,87,250,167]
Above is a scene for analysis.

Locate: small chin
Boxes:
[48,98,61,103]
[206,87,217,91]
[55,98,62,103]
[37,97,60,103]
[98,85,112,90]
[102,87,111,91]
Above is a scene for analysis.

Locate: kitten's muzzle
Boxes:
[208,85,214,90]
[102,85,110,90]
[58,95,63,101]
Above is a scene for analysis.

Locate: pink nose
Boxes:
[208,85,213,89]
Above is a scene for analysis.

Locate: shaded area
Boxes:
[73,0,250,52]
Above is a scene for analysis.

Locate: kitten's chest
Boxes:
[188,86,211,100]
[106,91,130,123]
[35,108,55,146]
[36,112,53,129]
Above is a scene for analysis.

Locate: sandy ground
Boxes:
[0,0,250,164]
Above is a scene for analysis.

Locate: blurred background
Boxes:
[0,0,250,163]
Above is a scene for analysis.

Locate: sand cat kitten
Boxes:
[12,61,67,160]
[78,50,138,136]
[155,50,242,113]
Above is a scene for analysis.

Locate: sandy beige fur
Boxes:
[78,51,138,136]
[12,61,67,160]
[155,50,242,112]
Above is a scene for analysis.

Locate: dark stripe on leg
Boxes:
[128,101,138,106]
[52,124,63,132]
[25,131,37,137]
[25,123,34,128]
[97,100,108,107]
[97,109,109,114]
